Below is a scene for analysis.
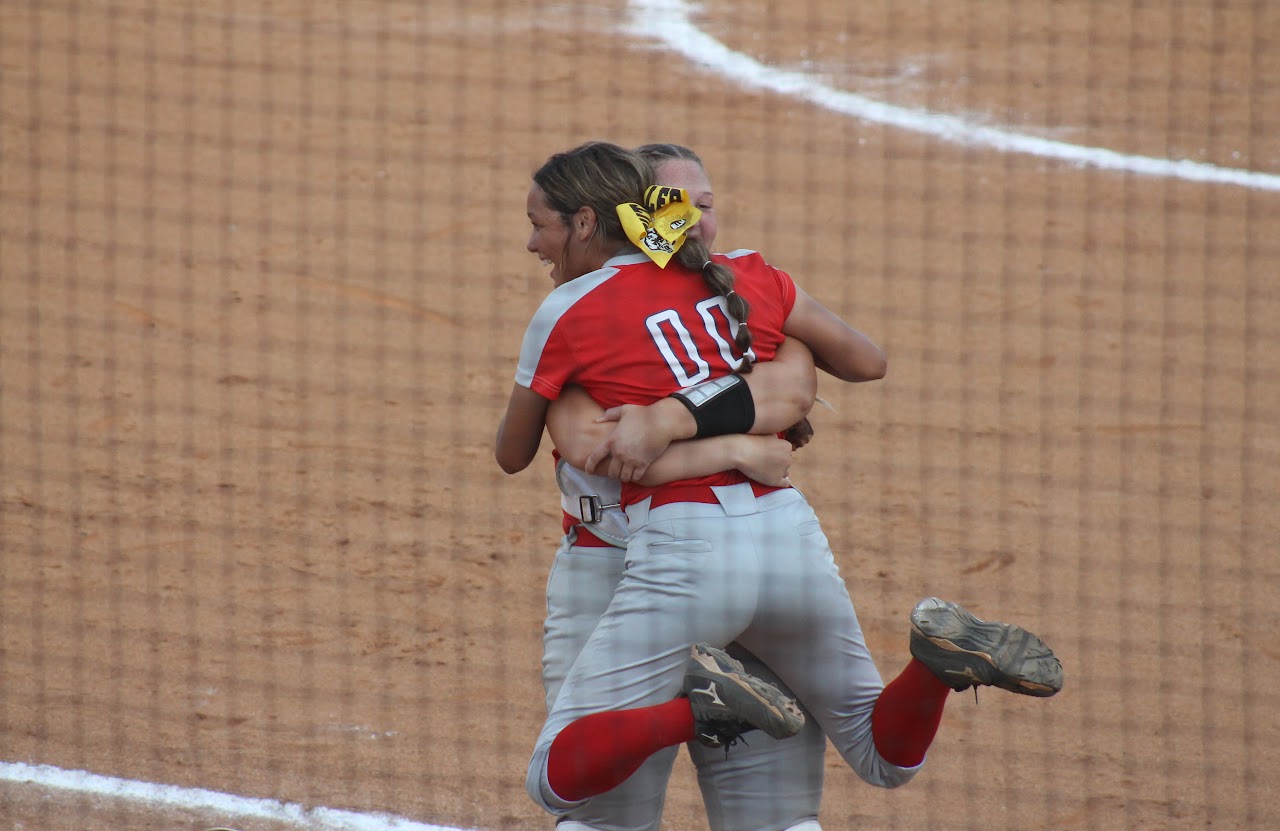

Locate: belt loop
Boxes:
[711,482,757,516]
[625,496,652,529]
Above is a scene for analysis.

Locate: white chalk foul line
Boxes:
[0,761,478,831]
[627,0,1280,192]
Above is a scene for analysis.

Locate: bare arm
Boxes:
[494,383,552,474]
[548,385,796,487]
[639,434,794,488]
[578,337,819,481]
[742,336,818,434]
[781,286,887,382]
[550,337,816,468]
[545,385,614,468]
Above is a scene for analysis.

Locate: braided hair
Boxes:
[674,238,754,372]
[635,145,754,372]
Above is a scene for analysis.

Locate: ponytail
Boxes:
[606,172,756,372]
[676,239,755,372]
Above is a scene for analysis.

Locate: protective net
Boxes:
[1,1,1276,828]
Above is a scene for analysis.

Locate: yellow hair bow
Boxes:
[616,186,702,268]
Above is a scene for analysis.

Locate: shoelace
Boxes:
[708,731,751,758]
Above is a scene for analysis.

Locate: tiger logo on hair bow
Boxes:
[617,186,702,268]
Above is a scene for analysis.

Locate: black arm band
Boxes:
[668,374,756,439]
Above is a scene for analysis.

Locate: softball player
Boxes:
[496,142,1063,820]
[535,144,830,831]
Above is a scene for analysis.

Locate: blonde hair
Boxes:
[635,142,704,168]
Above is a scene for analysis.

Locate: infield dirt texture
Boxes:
[1,1,1277,828]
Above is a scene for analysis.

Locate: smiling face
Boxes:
[526,146,713,287]
[526,183,573,286]
[653,158,717,248]
[526,183,618,287]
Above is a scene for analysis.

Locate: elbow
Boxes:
[866,350,888,381]
[494,446,531,475]
[824,345,887,383]
[795,364,819,417]
[835,355,887,383]
[790,386,816,421]
[852,347,887,382]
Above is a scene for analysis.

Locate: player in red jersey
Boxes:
[496,141,1063,821]
[535,143,831,831]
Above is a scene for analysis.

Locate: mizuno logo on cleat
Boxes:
[949,667,984,682]
[691,682,725,706]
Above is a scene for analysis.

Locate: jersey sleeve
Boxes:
[767,260,798,319]
[513,300,576,400]
[719,249,798,337]
[512,264,621,402]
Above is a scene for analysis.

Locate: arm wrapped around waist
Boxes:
[669,374,755,439]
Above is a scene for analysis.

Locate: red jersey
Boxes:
[515,249,797,505]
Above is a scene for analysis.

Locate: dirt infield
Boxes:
[2,1,1278,828]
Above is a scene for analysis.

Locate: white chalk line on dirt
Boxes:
[6,8,1266,831]
[0,761,478,831]
[627,0,1280,192]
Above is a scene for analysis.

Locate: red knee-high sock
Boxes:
[546,699,695,802]
[871,657,952,767]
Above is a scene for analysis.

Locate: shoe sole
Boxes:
[686,644,806,739]
[910,598,1063,697]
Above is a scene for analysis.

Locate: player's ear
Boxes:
[573,206,597,241]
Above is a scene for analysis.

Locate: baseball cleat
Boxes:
[909,597,1064,697]
[683,642,806,749]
